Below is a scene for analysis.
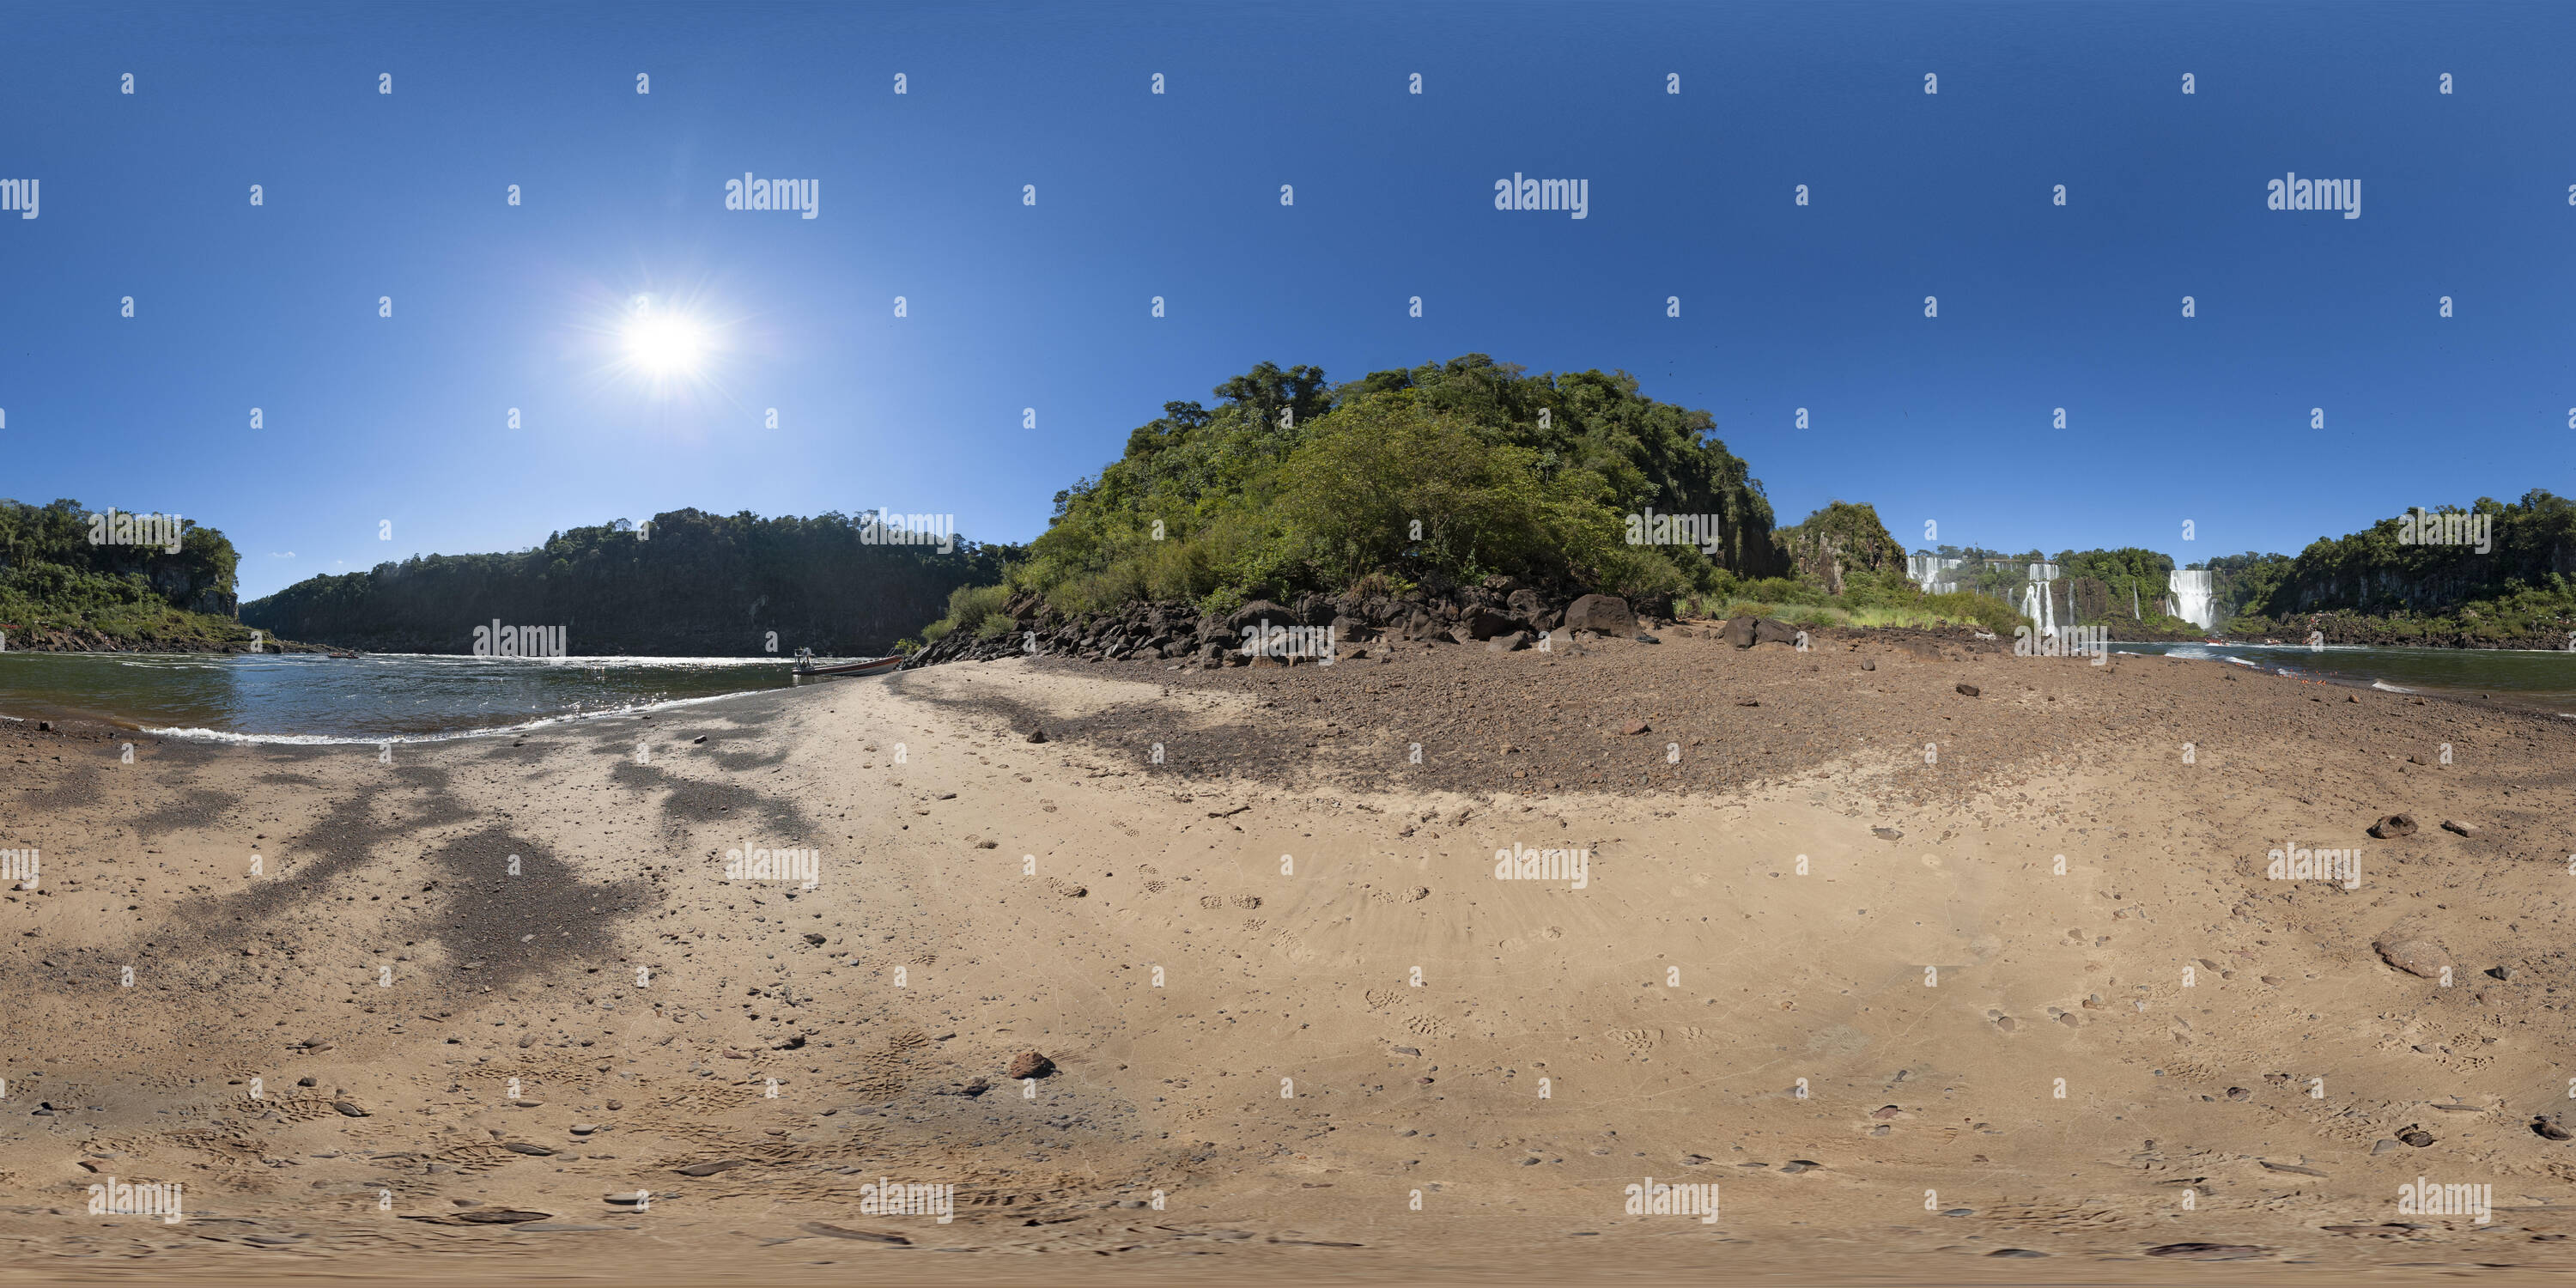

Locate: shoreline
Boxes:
[9,629,2573,744]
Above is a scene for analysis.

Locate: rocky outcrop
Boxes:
[903,577,1648,670]
[1773,501,1907,595]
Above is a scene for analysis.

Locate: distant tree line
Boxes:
[243,508,1014,656]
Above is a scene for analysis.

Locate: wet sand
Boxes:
[3,629,2574,1284]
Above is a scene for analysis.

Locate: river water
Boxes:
[0,652,846,744]
[2113,641,2576,714]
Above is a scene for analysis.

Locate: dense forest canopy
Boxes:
[0,497,248,646]
[1016,354,1783,614]
[243,507,1012,656]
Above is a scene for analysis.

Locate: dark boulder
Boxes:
[1564,594,1635,636]
[1224,599,1301,634]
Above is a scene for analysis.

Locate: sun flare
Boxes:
[623,310,707,378]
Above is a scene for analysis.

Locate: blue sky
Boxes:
[4,1,2569,600]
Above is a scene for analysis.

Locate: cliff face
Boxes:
[2255,492,2575,614]
[152,564,237,617]
[1775,501,1906,594]
[2267,557,2576,616]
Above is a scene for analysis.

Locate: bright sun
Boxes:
[623,311,707,378]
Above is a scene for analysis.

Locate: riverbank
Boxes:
[3,636,2573,1283]
[1,617,319,654]
[2226,609,2576,651]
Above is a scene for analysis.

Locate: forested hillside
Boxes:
[0,497,256,650]
[244,508,1012,656]
[1012,354,1783,615]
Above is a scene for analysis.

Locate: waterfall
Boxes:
[2023,566,2057,637]
[2169,569,2216,630]
[1909,554,1961,594]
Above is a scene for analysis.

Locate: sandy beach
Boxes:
[4,628,2574,1284]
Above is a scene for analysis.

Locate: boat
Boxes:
[790,650,905,677]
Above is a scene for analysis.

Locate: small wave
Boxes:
[2370,680,2413,694]
[327,653,798,668]
[139,688,764,746]
[2226,656,2260,668]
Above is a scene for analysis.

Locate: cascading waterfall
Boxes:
[2022,564,2058,637]
[2169,569,2217,631]
[1908,554,1961,594]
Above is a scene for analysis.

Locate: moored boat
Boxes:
[790,651,905,677]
